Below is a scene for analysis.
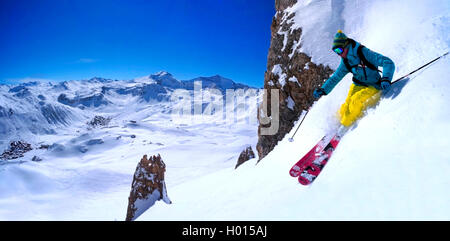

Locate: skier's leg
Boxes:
[339,84,365,127]
[361,87,381,109]
[343,86,380,126]
[349,86,381,114]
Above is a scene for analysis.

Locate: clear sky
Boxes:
[0,0,275,87]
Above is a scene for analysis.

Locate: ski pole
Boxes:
[288,109,309,142]
[392,51,449,85]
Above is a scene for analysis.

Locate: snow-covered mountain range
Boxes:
[0,72,260,220]
[0,72,256,151]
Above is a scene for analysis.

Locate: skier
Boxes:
[313,30,395,128]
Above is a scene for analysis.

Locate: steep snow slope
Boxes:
[139,0,450,220]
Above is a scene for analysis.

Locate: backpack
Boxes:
[342,39,381,86]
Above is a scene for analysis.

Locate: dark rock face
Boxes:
[126,154,172,221]
[235,146,256,169]
[256,0,334,161]
[0,141,33,160]
[87,115,111,128]
[275,0,297,10]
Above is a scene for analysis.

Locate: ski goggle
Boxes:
[333,47,344,55]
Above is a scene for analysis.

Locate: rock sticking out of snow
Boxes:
[0,141,33,160]
[235,146,256,169]
[126,154,171,221]
[87,115,111,128]
[32,156,42,162]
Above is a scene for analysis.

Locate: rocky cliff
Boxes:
[256,0,334,160]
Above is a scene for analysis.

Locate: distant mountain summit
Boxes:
[87,77,115,83]
[152,71,172,78]
[150,71,183,89]
[183,75,251,91]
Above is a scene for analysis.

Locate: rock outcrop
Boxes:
[0,141,33,160]
[87,115,111,128]
[256,0,334,161]
[235,146,256,169]
[126,154,171,221]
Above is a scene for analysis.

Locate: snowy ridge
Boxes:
[283,0,345,68]
[138,0,450,220]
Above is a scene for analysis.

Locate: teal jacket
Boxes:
[322,40,395,94]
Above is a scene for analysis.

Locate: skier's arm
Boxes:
[362,47,395,81]
[321,61,349,94]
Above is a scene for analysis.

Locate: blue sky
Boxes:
[0,0,275,87]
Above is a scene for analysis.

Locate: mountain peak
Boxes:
[152,71,172,77]
[182,75,251,91]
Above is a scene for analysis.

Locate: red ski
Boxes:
[289,135,332,177]
[298,134,341,185]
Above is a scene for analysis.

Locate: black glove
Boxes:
[380,77,391,91]
[313,88,326,99]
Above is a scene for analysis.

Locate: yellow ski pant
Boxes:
[339,84,381,127]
